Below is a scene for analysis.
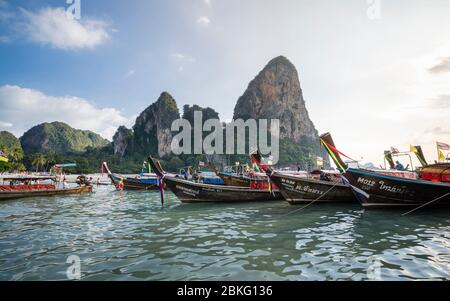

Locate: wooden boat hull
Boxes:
[270,172,356,205]
[108,173,159,191]
[163,176,283,203]
[0,185,93,201]
[343,168,450,209]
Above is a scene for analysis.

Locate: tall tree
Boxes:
[32,153,46,172]
[9,147,24,163]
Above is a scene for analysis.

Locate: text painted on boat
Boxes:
[357,177,409,195]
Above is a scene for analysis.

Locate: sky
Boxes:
[0,0,449,167]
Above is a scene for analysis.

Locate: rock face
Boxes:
[132,92,180,157]
[112,126,133,157]
[20,122,109,154]
[233,56,318,142]
[233,56,329,167]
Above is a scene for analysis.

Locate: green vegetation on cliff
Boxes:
[0,131,22,154]
[20,122,109,154]
[0,131,26,172]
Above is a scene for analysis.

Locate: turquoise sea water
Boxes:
[0,185,449,280]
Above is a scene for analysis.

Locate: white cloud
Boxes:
[171,52,196,73]
[428,57,450,74]
[0,85,130,140]
[172,53,186,60]
[172,52,196,63]
[0,121,12,128]
[124,69,135,79]
[20,7,109,50]
[203,0,212,7]
[196,16,211,26]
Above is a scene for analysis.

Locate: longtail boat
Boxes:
[320,133,450,209]
[0,177,92,201]
[148,157,283,203]
[216,171,274,189]
[249,153,356,205]
[208,162,275,188]
[102,161,159,191]
[178,166,225,185]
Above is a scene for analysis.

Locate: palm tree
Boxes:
[32,153,46,172]
[9,148,24,163]
[45,152,57,171]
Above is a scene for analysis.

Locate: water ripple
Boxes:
[0,186,449,280]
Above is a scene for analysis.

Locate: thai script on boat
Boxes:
[171,111,280,164]
[175,185,199,196]
[378,181,407,194]
[357,177,408,194]
[294,184,324,195]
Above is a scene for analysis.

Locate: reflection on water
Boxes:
[0,185,449,280]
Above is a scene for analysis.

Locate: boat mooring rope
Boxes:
[402,192,450,216]
[277,181,340,218]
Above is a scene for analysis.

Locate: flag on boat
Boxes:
[437,141,450,162]
[437,141,450,150]
[384,151,395,169]
[142,161,152,174]
[252,161,262,172]
[410,145,427,167]
[390,147,400,154]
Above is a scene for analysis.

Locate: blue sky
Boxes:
[1,0,450,166]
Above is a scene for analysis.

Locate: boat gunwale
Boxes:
[272,171,348,188]
[0,185,92,200]
[164,174,279,193]
[347,168,450,187]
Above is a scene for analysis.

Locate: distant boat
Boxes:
[209,162,275,189]
[320,132,450,209]
[249,153,355,205]
[0,176,92,201]
[148,157,283,203]
[216,171,274,188]
[177,166,225,185]
[102,161,159,191]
